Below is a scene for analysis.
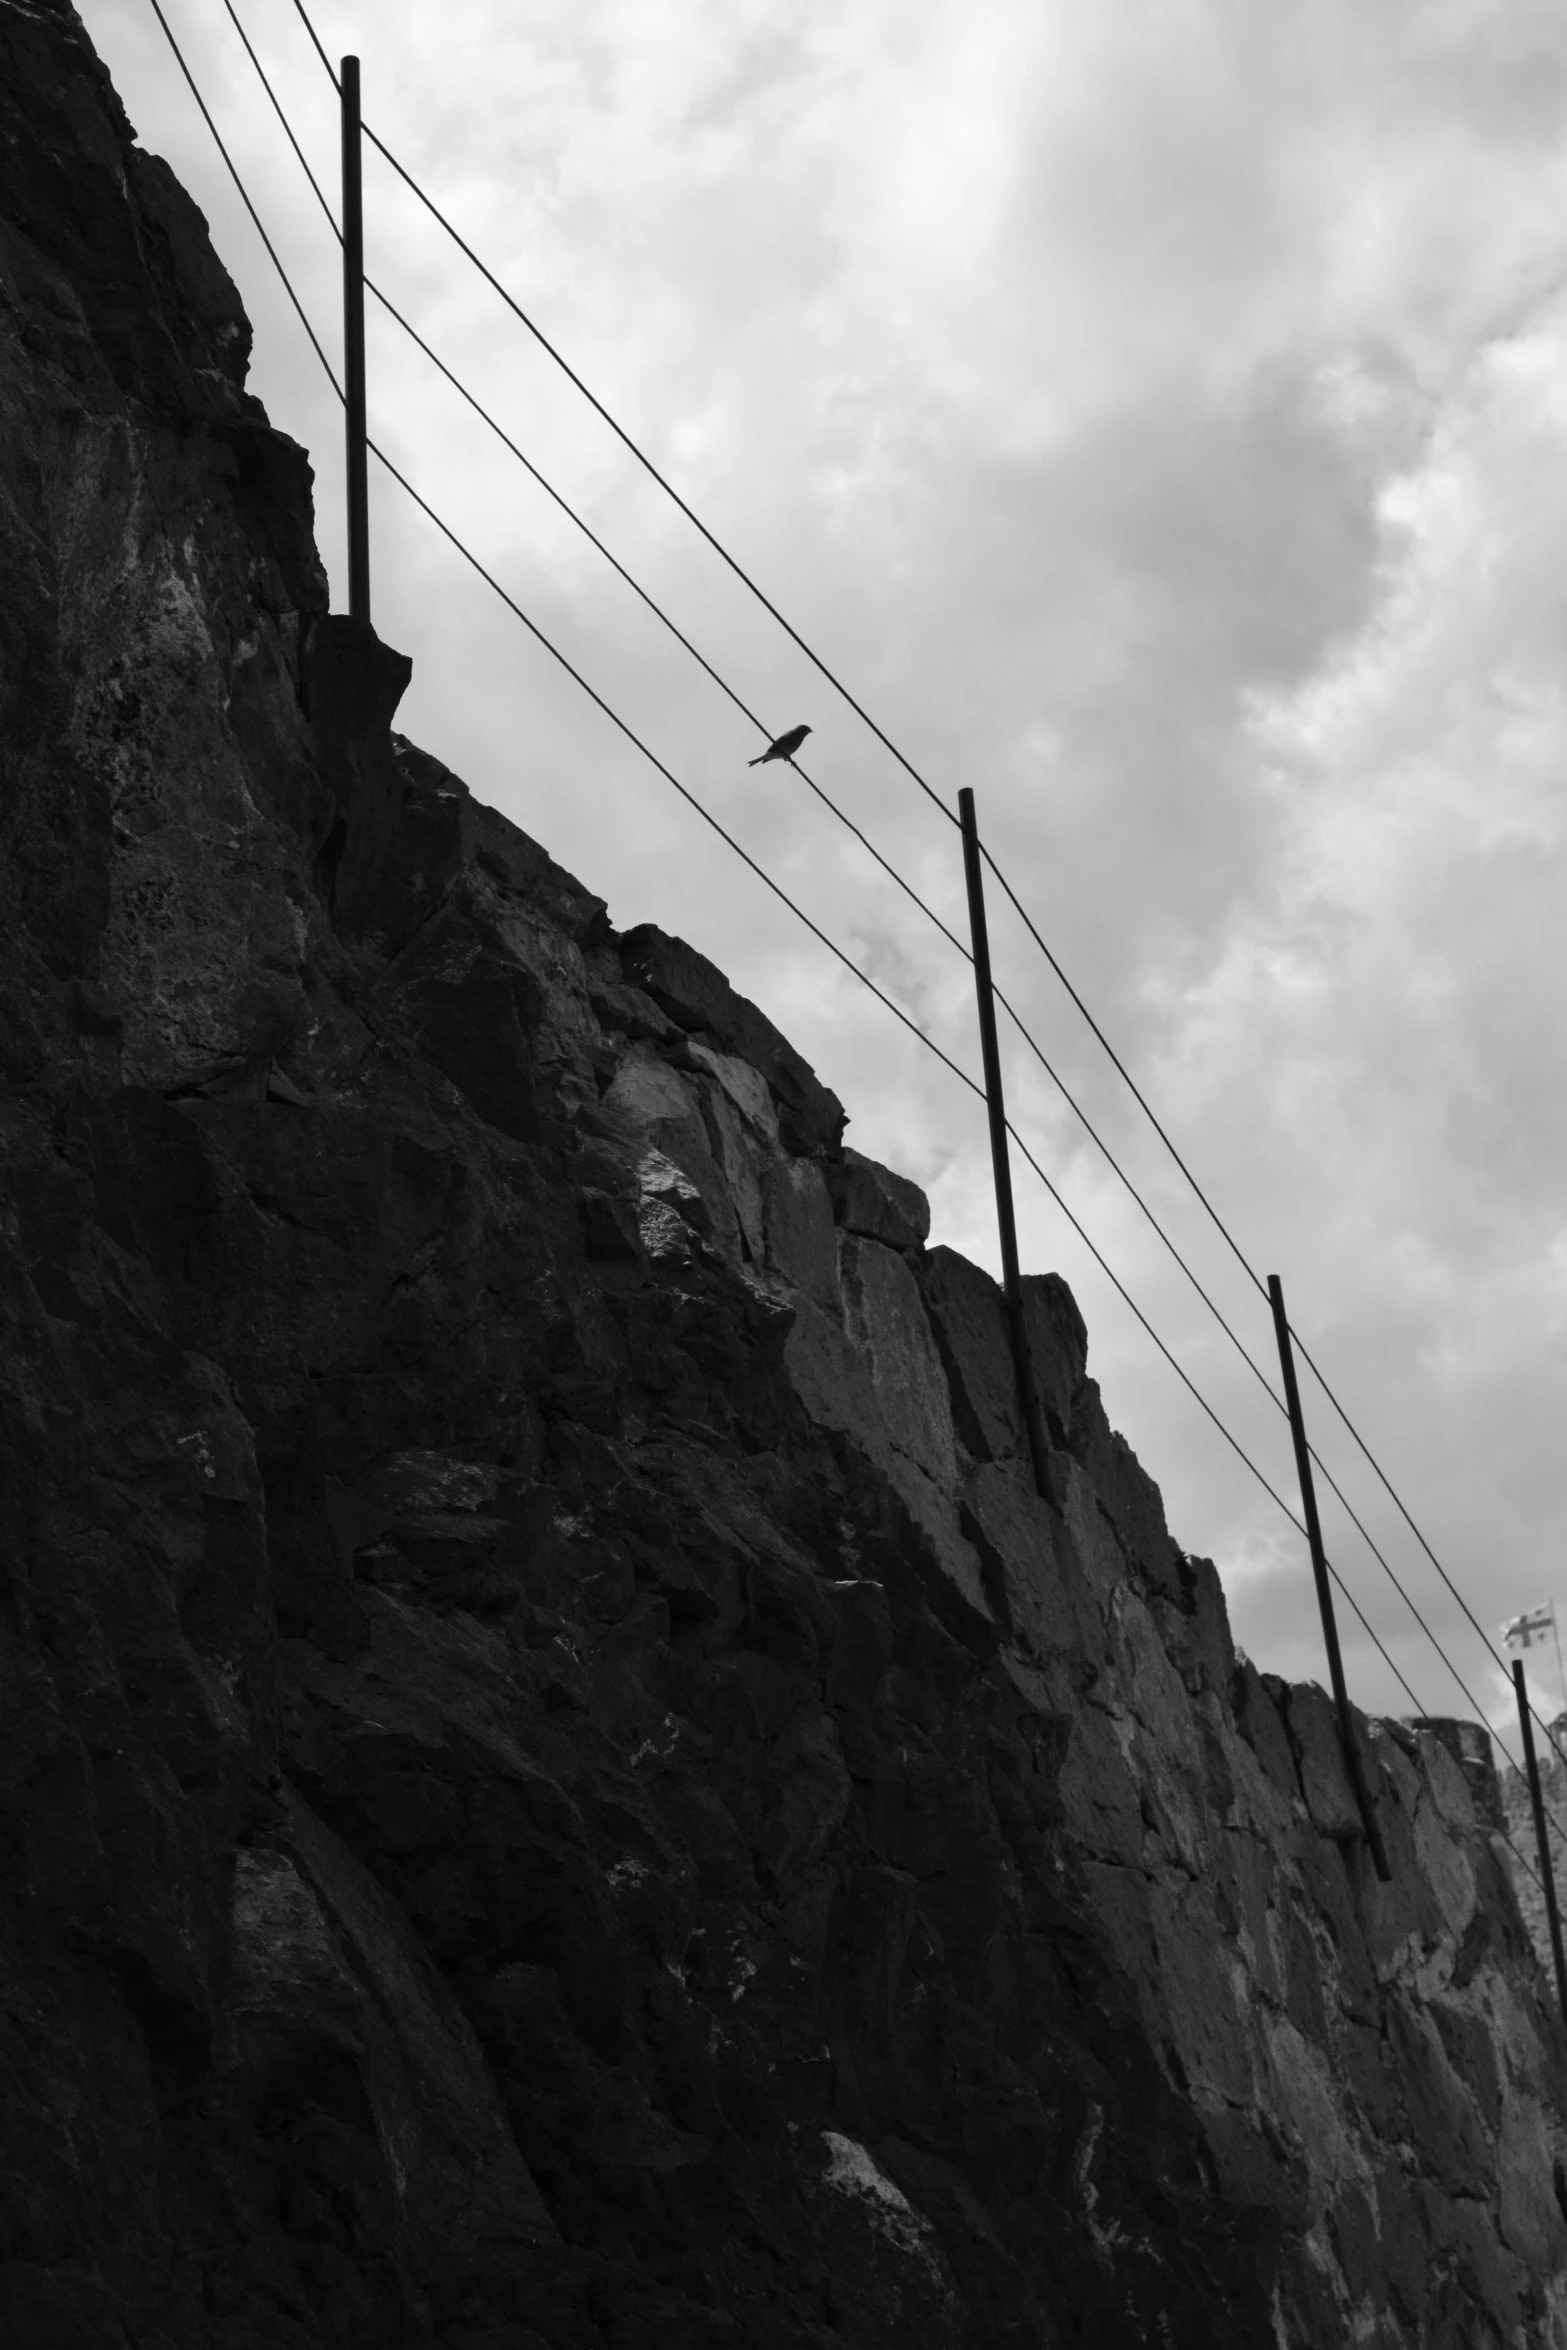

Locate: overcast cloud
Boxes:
[82,0,1567,1754]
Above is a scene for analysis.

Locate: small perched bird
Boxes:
[749,723,812,768]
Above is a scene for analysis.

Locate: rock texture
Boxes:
[4,9,1567,2345]
[1502,1725,1567,1994]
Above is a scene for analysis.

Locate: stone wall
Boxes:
[3,7,1567,2344]
[1503,1727,1567,1997]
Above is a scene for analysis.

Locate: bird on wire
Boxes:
[749,723,812,768]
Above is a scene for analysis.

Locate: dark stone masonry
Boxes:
[3,5,1567,2343]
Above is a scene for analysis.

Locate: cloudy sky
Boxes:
[83,0,1567,1754]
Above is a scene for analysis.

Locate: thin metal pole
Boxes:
[1268,1274,1391,1882]
[958,789,1054,1505]
[340,54,371,626]
[1514,1659,1567,2027]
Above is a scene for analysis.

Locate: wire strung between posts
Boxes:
[1003,1124,1411,1691]
[985,836,1567,1768]
[362,412,1414,1729]
[219,0,330,221]
[288,0,1484,1639]
[1003,791,1567,1765]
[149,10,1267,1578]
[363,307,969,957]
[236,0,1312,1504]
[368,439,979,1091]
[225,0,1297,1349]
[286,0,960,832]
[225,0,970,965]
[282,3,1567,1786]
[993,1023,1514,1829]
[276,4,1431,1488]
[175,0,1558,1873]
[285,0,1378,1481]
[196,0,1527,1765]
[367,168,1547,1783]
[1293,1336,1555,1697]
[367,473,1560,1867]
[232,2,1313,1421]
[284,0,1541,1729]
[244,11,1393,1597]
[984,845,1266,1299]
[235,0,1304,1453]
[146,0,341,398]
[156,12,971,1099]
[1001,1119,1547,1891]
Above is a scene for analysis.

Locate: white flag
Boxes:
[1503,1602,1555,1654]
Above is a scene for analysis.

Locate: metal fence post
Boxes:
[1513,1658,1567,2027]
[340,54,370,626]
[1268,1274,1391,1881]
[957,789,1054,1506]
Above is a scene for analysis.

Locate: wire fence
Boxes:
[141,0,1564,1891]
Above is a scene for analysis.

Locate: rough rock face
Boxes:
[4,9,1567,2346]
[1503,1733,1567,1994]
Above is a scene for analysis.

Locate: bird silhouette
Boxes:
[749,723,812,768]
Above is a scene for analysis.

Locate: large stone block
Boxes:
[1052,1454,1127,1626]
[765,1155,841,1309]
[807,2130,962,2350]
[960,1460,1080,1658]
[283,1799,554,2249]
[783,1252,992,1627]
[222,1787,555,2281]
[1264,2015,1360,2196]
[92,564,325,1090]
[1359,1731,1455,1970]
[1411,1716,1503,1833]
[372,908,547,1142]
[589,972,676,1042]
[1498,2085,1567,2272]
[1282,1681,1363,1845]
[1410,1720,1480,1838]
[829,1148,930,1251]
[1232,1660,1300,1805]
[683,1039,779,1145]
[1104,1587,1211,1811]
[1152,1551,1237,1697]
[1018,1269,1087,1441]
[1071,1399,1182,1598]
[883,1454,994,1631]
[1429,2191,1528,2341]
[784,1296,886,1451]
[618,923,845,1155]
[1409,1760,1479,1946]
[840,1236,958,1495]
[599,1049,702,1137]
[307,621,414,937]
[1063,1728,1150,1868]
[598,1048,741,1259]
[918,1246,1022,1463]
[1148,1873,1259,2107]
[1387,2001,1495,2195]
[1223,1829,1287,2004]
[694,1071,767,1261]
